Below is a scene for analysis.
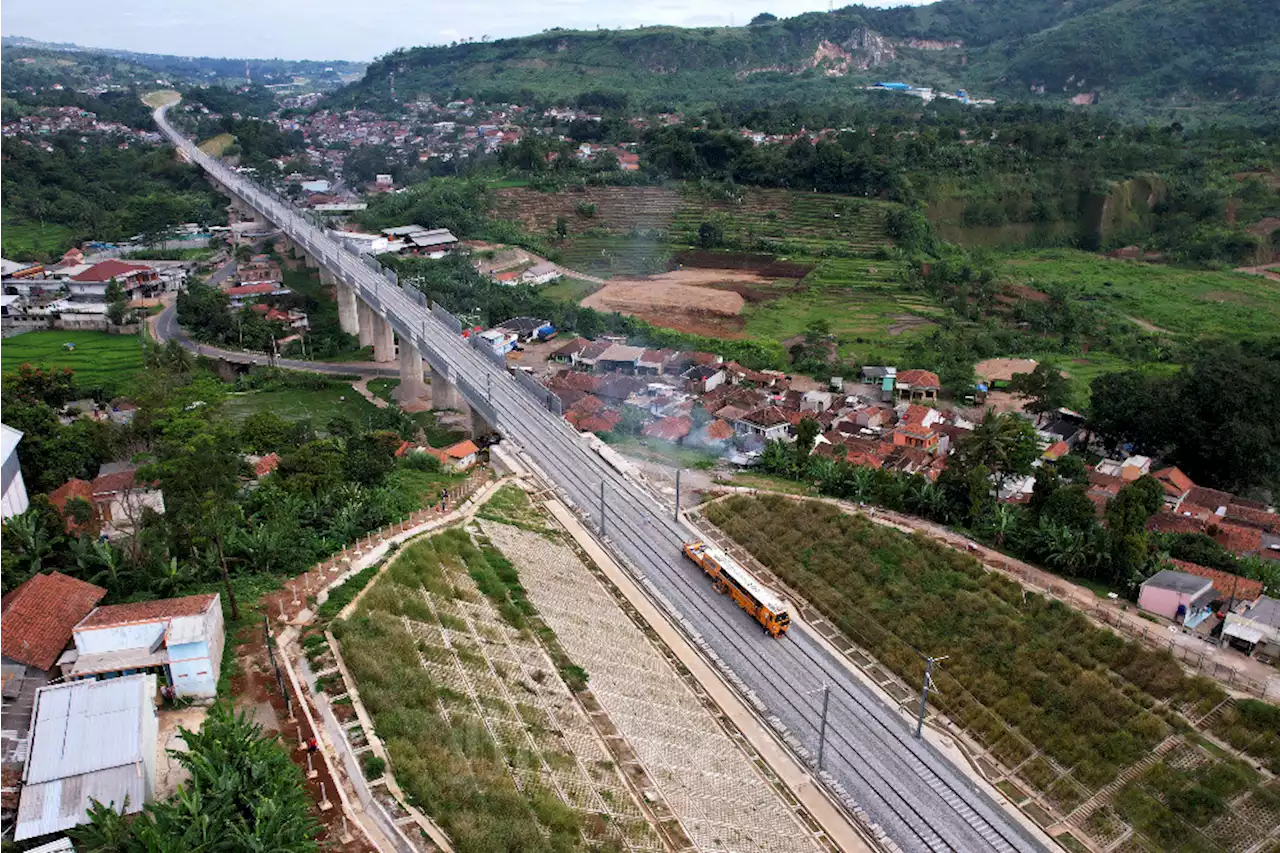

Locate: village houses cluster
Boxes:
[519,329,1280,659]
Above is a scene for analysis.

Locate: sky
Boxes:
[2,0,932,62]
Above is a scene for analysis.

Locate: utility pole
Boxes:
[674,469,682,520]
[803,683,831,770]
[817,683,830,769]
[600,481,606,536]
[915,654,947,739]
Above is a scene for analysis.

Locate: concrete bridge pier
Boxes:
[326,273,359,337]
[395,348,428,403]
[425,363,462,411]
[371,314,396,363]
[356,300,374,349]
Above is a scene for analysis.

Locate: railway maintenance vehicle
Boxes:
[682,540,791,637]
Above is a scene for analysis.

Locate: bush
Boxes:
[361,753,386,779]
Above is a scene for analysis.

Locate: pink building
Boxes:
[1137,570,1215,624]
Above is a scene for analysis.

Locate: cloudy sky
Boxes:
[3,0,930,62]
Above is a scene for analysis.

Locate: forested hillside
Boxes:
[337,0,1278,121]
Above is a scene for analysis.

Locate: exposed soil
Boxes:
[1126,315,1173,334]
[581,266,808,337]
[999,283,1051,304]
[229,615,374,852]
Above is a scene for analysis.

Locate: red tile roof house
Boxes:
[1167,559,1264,603]
[1,573,107,672]
[895,369,941,402]
[66,260,159,301]
[63,593,224,698]
[642,415,694,444]
[48,477,100,534]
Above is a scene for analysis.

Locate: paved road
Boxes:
[153,298,396,377]
[155,103,1048,853]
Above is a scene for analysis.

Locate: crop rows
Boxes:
[673,188,892,253]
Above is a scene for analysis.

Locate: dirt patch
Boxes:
[582,268,759,337]
[672,249,814,278]
[999,283,1051,304]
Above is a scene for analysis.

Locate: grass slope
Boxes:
[1009,249,1280,341]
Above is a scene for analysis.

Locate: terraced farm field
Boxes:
[673,188,894,255]
[492,186,681,237]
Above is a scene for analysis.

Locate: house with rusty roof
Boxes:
[14,674,158,841]
[643,415,694,444]
[59,593,224,698]
[734,406,792,441]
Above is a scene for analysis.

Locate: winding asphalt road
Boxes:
[156,103,1049,853]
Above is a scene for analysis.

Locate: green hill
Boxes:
[337,0,1278,121]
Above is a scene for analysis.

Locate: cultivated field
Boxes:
[1,329,145,392]
[673,187,893,255]
[198,133,236,157]
[478,502,825,851]
[700,494,1280,853]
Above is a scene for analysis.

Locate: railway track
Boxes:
[155,104,1049,853]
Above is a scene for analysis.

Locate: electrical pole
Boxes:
[674,468,681,520]
[915,655,947,739]
[600,481,606,536]
[817,683,830,769]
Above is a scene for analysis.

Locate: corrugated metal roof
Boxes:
[17,765,147,840]
[16,674,155,840]
[25,676,153,784]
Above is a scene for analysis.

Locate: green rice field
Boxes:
[1,330,146,392]
[743,258,942,361]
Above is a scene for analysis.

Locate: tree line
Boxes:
[1,352,460,611]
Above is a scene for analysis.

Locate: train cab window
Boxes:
[778,613,791,625]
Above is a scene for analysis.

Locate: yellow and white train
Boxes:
[682,541,792,637]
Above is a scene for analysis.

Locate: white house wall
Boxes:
[75,623,166,655]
